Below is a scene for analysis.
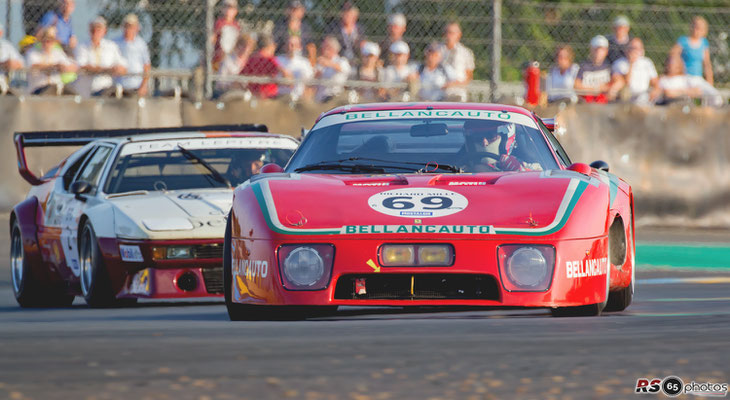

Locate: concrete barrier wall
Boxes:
[0,95,726,227]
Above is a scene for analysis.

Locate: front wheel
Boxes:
[79,222,135,308]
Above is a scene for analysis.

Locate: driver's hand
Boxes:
[497,155,522,171]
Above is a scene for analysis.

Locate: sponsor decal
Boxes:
[129,269,151,295]
[341,224,493,234]
[565,257,608,279]
[368,188,468,218]
[233,259,269,280]
[119,245,144,262]
[635,375,728,397]
[315,109,538,130]
[120,137,297,156]
[447,181,487,186]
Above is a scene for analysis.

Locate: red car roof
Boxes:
[317,102,535,123]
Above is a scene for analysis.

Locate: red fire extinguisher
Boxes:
[524,61,540,106]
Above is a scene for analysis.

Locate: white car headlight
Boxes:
[278,244,335,290]
[498,245,555,291]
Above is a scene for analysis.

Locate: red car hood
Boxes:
[248,171,603,237]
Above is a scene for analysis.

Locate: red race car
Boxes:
[10,125,298,307]
[225,103,635,319]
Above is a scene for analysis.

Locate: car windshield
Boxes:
[286,112,560,174]
[105,147,294,194]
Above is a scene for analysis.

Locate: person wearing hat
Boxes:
[0,23,24,93]
[380,13,407,66]
[356,41,382,101]
[74,16,127,97]
[607,15,632,63]
[276,35,314,101]
[25,26,77,95]
[213,0,241,68]
[417,42,455,101]
[574,35,616,103]
[379,40,417,100]
[114,14,151,97]
[314,35,351,102]
[38,0,77,53]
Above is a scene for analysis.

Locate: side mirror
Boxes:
[70,180,92,201]
[589,160,609,172]
[540,117,555,132]
[260,163,284,174]
[567,163,592,176]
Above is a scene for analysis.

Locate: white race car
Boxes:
[10,125,298,307]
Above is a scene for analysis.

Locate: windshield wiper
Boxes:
[177,145,232,188]
[344,157,463,173]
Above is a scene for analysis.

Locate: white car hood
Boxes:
[109,189,233,240]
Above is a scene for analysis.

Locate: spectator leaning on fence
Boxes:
[215,34,255,96]
[39,0,76,54]
[611,37,658,104]
[241,35,290,99]
[274,1,313,54]
[380,13,407,66]
[276,35,314,101]
[114,14,150,97]
[657,55,722,107]
[332,2,365,70]
[75,17,127,97]
[574,35,615,103]
[546,44,579,103]
[379,41,416,101]
[0,23,24,94]
[417,42,455,101]
[315,35,351,103]
[356,41,382,101]
[25,26,77,95]
[213,0,241,69]
[607,15,631,64]
[438,22,474,102]
[672,16,713,86]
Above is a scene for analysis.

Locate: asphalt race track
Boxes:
[1,214,728,400]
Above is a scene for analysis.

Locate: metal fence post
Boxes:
[491,0,502,102]
[204,0,215,100]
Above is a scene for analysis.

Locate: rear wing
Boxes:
[14,124,268,186]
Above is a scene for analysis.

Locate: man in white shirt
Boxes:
[0,23,24,93]
[438,22,474,101]
[25,26,77,94]
[75,17,127,97]
[114,14,151,96]
[276,35,314,101]
[315,36,351,102]
[379,41,416,101]
[611,37,658,104]
[417,42,455,101]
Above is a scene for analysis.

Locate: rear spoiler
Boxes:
[14,124,268,186]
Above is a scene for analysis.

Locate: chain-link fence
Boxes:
[3,0,730,100]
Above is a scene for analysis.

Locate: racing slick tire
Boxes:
[11,220,75,308]
[604,220,633,312]
[79,222,136,308]
[224,214,337,321]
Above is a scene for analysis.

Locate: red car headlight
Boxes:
[498,245,555,292]
[379,244,454,267]
[278,244,335,290]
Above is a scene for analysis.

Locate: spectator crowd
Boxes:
[0,0,724,106]
[545,15,722,107]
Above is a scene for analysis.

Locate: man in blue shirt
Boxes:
[114,14,151,96]
[39,0,76,54]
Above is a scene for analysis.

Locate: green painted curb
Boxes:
[637,244,730,269]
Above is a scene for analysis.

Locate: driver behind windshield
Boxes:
[228,153,265,185]
[463,120,534,172]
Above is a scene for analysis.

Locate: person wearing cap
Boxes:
[114,14,151,97]
[379,40,417,100]
[438,22,474,102]
[276,35,314,101]
[314,35,351,102]
[273,1,313,52]
[39,0,76,53]
[213,0,241,68]
[671,16,713,86]
[574,35,616,103]
[417,42,455,101]
[380,13,407,66]
[355,41,382,101]
[25,26,77,95]
[241,34,290,99]
[611,37,659,104]
[330,2,365,69]
[0,23,24,94]
[74,17,127,97]
[607,15,632,64]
